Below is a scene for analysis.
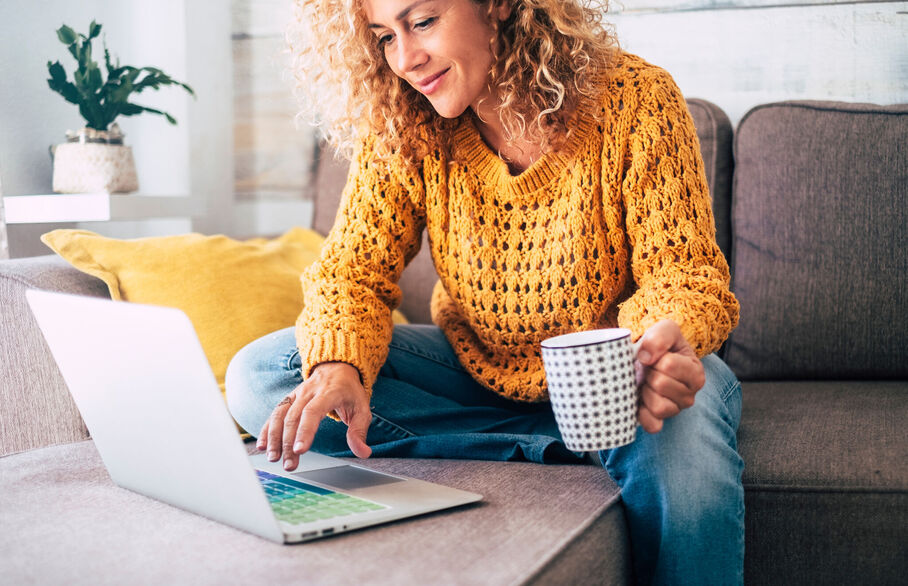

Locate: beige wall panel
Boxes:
[608,1,908,125]
[232,0,292,37]
[233,17,316,201]
[611,0,882,14]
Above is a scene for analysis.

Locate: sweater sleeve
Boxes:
[295,139,426,394]
[616,71,739,356]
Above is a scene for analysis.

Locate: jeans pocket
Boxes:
[286,349,302,372]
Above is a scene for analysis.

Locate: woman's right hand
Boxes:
[257,361,372,471]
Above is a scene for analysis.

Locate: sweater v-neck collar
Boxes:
[452,97,598,196]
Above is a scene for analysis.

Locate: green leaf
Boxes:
[57,25,77,45]
[103,37,122,78]
[120,102,179,125]
[80,41,93,72]
[47,76,81,105]
[78,102,102,129]
[131,70,161,93]
[87,65,103,92]
[102,100,121,126]
[61,83,81,105]
[47,61,80,104]
[47,60,66,83]
[125,67,141,84]
[88,20,102,40]
[179,81,196,98]
[107,64,128,79]
[109,77,134,104]
[71,71,106,128]
[132,69,194,98]
[104,46,114,75]
[119,103,144,116]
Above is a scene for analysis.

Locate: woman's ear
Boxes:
[494,0,512,21]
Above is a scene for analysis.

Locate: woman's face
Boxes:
[362,0,509,119]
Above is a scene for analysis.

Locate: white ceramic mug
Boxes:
[541,328,640,451]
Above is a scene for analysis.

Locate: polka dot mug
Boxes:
[541,328,641,451]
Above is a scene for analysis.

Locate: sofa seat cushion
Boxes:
[738,381,908,584]
[0,440,631,585]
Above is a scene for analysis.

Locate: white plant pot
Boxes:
[51,126,139,194]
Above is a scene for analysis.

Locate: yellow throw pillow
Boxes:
[40,228,409,404]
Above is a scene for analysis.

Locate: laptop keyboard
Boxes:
[256,470,386,524]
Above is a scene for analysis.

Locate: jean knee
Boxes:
[225,327,299,437]
[603,355,744,584]
[606,355,744,515]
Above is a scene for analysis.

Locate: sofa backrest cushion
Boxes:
[0,255,107,456]
[312,98,734,325]
[724,101,908,380]
[686,98,734,260]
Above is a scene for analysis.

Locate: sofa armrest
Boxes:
[0,255,110,456]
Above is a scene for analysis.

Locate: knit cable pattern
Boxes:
[296,53,739,402]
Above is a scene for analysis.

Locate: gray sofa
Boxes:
[1,99,905,585]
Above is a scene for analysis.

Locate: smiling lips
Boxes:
[414,68,450,95]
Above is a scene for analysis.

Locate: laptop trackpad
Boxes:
[291,466,404,490]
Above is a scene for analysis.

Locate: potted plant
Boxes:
[46,21,195,194]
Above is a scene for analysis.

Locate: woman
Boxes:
[226,0,743,583]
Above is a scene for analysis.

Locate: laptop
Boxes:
[26,289,482,544]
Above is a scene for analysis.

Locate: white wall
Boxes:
[608,0,908,126]
[0,0,233,256]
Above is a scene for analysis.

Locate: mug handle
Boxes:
[632,337,645,388]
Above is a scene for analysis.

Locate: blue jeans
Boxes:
[226,324,744,585]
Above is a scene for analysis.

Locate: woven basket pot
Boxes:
[51,126,138,194]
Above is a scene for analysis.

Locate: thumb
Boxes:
[636,319,680,365]
[345,408,373,459]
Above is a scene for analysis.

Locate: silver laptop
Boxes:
[26,289,481,544]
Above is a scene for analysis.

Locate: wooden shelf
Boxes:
[2,193,203,224]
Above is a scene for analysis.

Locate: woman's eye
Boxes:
[413,17,436,30]
[377,33,393,47]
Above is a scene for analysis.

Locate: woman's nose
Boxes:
[396,36,427,73]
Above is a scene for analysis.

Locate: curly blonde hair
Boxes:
[287,0,618,163]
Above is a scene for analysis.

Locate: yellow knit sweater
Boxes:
[296,53,739,402]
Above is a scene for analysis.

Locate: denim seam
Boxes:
[370,410,416,438]
[717,378,742,432]
[719,377,741,406]
[717,376,743,437]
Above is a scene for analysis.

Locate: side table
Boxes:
[1,192,203,259]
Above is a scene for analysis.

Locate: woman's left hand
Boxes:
[634,319,706,433]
